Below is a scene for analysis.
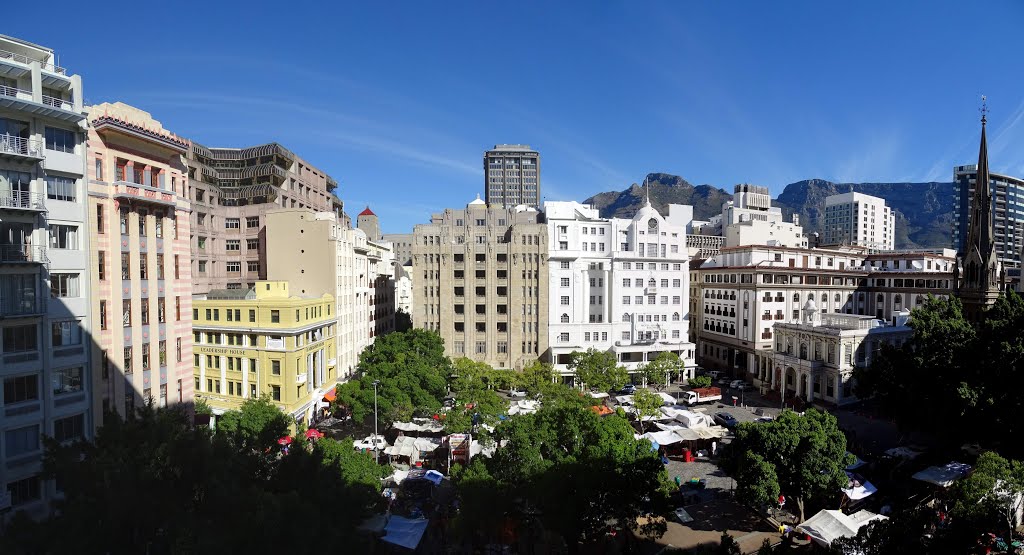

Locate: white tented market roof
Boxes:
[798,509,887,547]
[912,462,972,488]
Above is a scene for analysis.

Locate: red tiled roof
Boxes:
[359,207,376,216]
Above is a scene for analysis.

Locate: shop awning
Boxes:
[323,388,337,402]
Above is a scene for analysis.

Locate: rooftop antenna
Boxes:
[644,176,651,206]
[980,95,989,125]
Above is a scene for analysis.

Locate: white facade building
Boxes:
[823,192,895,250]
[0,34,91,517]
[545,200,696,383]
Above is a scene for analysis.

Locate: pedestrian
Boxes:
[711,441,717,457]
[778,494,786,513]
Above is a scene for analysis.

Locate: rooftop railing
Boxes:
[0,48,66,75]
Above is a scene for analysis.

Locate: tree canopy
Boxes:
[0,404,389,554]
[335,328,451,424]
[567,348,629,392]
[638,351,681,391]
[519,359,557,397]
[445,358,509,435]
[631,388,663,433]
[688,375,713,389]
[855,293,1024,455]
[452,399,672,552]
[732,409,852,521]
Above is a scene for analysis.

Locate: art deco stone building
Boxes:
[414,197,548,369]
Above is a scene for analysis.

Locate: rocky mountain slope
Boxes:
[582,173,956,249]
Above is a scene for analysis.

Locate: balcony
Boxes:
[0,135,44,161]
[113,181,177,208]
[644,287,658,295]
[41,94,73,111]
[0,48,66,75]
[0,293,44,318]
[0,191,45,212]
[0,83,33,102]
[0,244,47,264]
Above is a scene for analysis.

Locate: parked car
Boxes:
[706,370,721,379]
[755,416,774,423]
[729,379,745,389]
[735,382,751,391]
[619,384,637,395]
[714,412,738,429]
[716,378,731,386]
[353,434,387,451]
[509,389,527,398]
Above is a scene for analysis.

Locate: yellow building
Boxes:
[192,281,337,426]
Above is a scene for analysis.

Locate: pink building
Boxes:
[86,102,194,420]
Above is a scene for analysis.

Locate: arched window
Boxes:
[877,294,884,302]
[648,278,656,287]
[834,293,841,303]
[916,295,924,305]
[799,342,808,359]
[672,312,680,321]
[894,294,902,305]
[561,313,569,323]
[793,293,800,303]
[808,293,815,301]
[622,313,630,322]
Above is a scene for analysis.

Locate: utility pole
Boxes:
[372,379,381,461]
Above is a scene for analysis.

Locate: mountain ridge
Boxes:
[581,173,956,249]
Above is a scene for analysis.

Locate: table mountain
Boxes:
[582,173,956,249]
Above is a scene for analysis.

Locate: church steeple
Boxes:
[956,96,1003,322]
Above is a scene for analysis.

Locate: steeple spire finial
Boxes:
[644,176,651,207]
[981,95,989,125]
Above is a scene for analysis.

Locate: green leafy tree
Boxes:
[194,398,213,416]
[567,348,629,392]
[732,409,852,521]
[461,402,672,552]
[520,360,557,397]
[632,388,663,433]
[1,406,383,554]
[735,451,780,509]
[639,351,681,391]
[336,329,450,425]
[688,375,713,389]
[446,358,507,435]
[216,396,291,452]
[394,308,413,332]
[952,451,1024,542]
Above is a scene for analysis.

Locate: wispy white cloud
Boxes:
[833,128,906,184]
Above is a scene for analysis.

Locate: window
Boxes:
[247,238,259,250]
[154,214,163,238]
[45,127,75,153]
[141,343,151,370]
[138,209,148,236]
[270,310,280,323]
[159,340,167,366]
[51,320,82,347]
[4,374,38,404]
[560,296,569,306]
[247,261,260,272]
[123,299,131,327]
[249,309,256,322]
[138,255,148,279]
[48,224,79,249]
[52,366,82,395]
[46,175,76,201]
[5,425,40,458]
[54,414,84,442]
[226,262,240,273]
[559,261,570,269]
[50,273,80,298]
[120,208,129,234]
[99,300,108,330]
[158,298,166,323]
[198,260,207,273]
[141,300,149,325]
[246,216,259,228]
[226,239,240,251]
[560,277,570,287]
[271,385,281,401]
[225,218,240,229]
[95,158,103,180]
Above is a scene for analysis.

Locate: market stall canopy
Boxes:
[392,420,445,433]
[846,452,866,470]
[509,399,540,415]
[885,446,925,460]
[798,509,888,547]
[590,405,613,416]
[643,430,684,446]
[674,425,728,441]
[843,471,877,500]
[304,428,324,440]
[590,392,610,399]
[615,395,634,406]
[424,470,444,485]
[384,436,441,459]
[912,462,972,488]
[323,388,337,402]
[658,392,677,405]
[382,516,429,550]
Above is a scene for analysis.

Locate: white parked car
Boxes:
[353,435,387,451]
[729,379,747,389]
[509,389,527,398]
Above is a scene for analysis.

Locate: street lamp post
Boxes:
[372,380,380,461]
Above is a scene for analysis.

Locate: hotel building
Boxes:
[86,102,194,420]
[823,192,895,250]
[544,200,696,383]
[192,281,336,426]
[0,35,90,516]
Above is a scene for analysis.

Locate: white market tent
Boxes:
[912,462,972,488]
[798,509,888,547]
[846,452,867,470]
[392,420,445,433]
[657,392,677,405]
[382,516,429,550]
[590,392,610,399]
[842,472,877,501]
[508,399,540,415]
[383,436,441,460]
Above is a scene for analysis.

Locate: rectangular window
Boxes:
[159,340,167,366]
[249,310,256,322]
[54,414,84,443]
[123,299,131,327]
[226,262,240,273]
[52,366,82,395]
[97,251,106,280]
[51,320,82,347]
[44,127,75,153]
[3,374,39,404]
[247,261,259,272]
[226,239,240,251]
[271,385,281,401]
[5,425,40,458]
[120,208,129,234]
[158,298,166,323]
[139,255,148,279]
[50,273,80,298]
[100,300,107,330]
[48,224,79,249]
[246,216,259,228]
[271,360,281,375]
[138,209,147,236]
[560,296,569,306]
[45,175,76,201]
[225,218,240,229]
[560,277,569,287]
[154,214,163,238]
[141,343,151,370]
[156,254,164,279]
[141,300,150,325]
[246,238,259,250]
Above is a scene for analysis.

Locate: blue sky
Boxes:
[17,1,1024,233]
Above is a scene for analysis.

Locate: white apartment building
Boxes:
[686,184,806,258]
[0,35,90,516]
[545,200,696,384]
[694,245,954,391]
[823,192,894,250]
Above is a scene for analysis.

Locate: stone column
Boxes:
[220,356,227,395]
[199,354,206,392]
[241,358,249,398]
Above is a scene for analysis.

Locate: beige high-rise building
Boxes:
[414,198,548,369]
[184,142,344,295]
